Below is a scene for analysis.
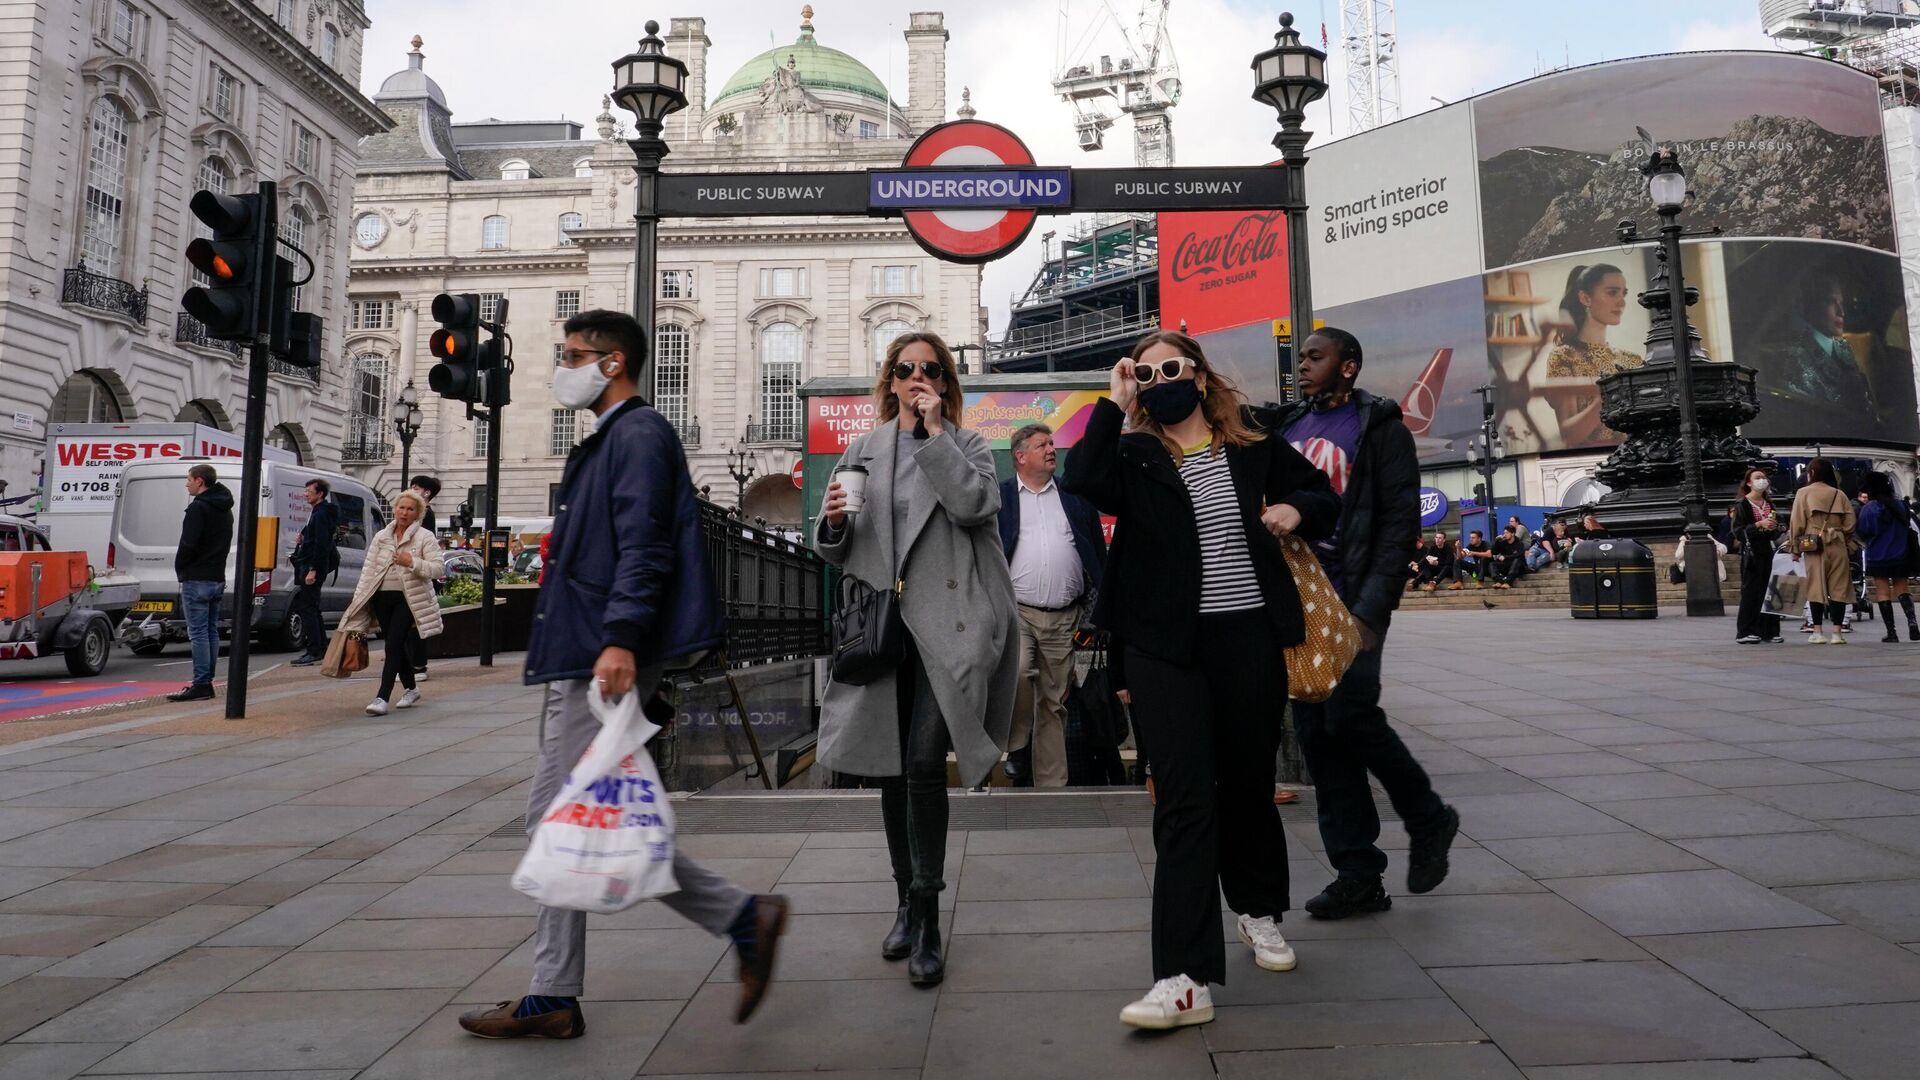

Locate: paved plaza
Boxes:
[0,610,1914,1077]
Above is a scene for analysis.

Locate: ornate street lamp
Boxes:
[727,431,758,505]
[1620,145,1725,616]
[1251,12,1328,401]
[611,20,688,400]
[393,381,423,487]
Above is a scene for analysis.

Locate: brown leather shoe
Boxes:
[457,998,585,1039]
[734,894,789,1023]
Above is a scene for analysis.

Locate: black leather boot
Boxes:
[882,881,912,960]
[1901,595,1919,641]
[1880,602,1899,643]
[907,890,944,987]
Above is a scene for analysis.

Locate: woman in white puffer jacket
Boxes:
[340,491,445,714]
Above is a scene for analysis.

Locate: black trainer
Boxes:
[166,684,215,703]
[1406,805,1461,895]
[1304,876,1392,920]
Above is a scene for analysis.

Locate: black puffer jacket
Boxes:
[1269,389,1421,635]
[175,483,235,582]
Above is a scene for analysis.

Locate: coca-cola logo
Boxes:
[1168,211,1284,283]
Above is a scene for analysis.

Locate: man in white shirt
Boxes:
[997,424,1108,787]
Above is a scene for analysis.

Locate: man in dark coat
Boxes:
[1274,327,1459,919]
[287,478,339,666]
[997,422,1108,786]
[458,309,787,1041]
[168,463,233,702]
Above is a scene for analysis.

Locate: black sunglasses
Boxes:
[891,360,945,381]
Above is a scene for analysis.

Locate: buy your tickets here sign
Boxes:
[807,389,1109,456]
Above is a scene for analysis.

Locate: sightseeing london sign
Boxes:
[657,119,1297,263]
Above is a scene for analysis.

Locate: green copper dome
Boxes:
[711,21,890,109]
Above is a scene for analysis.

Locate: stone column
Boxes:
[666,18,710,143]
[904,12,947,133]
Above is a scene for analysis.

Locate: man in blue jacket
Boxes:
[287,478,339,666]
[458,310,787,1041]
[997,423,1107,787]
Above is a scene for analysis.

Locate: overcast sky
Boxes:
[360,0,1779,331]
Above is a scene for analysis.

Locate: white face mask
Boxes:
[1751,478,1770,494]
[553,359,612,410]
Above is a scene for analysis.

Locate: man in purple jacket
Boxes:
[458,310,788,1040]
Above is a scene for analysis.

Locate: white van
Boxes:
[109,459,382,653]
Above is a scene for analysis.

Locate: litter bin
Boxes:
[1569,538,1658,619]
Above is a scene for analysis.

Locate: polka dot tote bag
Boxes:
[1277,533,1359,703]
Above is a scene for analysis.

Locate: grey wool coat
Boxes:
[815,419,1019,786]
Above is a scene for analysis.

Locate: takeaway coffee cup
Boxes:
[834,464,869,515]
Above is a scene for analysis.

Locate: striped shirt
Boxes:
[1179,445,1264,613]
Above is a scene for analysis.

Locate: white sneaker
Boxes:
[1829,633,1849,645]
[1808,633,1828,645]
[1119,974,1213,1029]
[1237,913,1298,972]
[395,688,422,709]
[365,698,389,716]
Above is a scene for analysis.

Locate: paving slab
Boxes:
[0,820,206,868]
[456,927,727,1002]
[0,1042,120,1080]
[0,914,151,957]
[922,990,1215,1080]
[950,897,1154,935]
[1522,1059,1846,1079]
[300,915,534,952]
[1209,937,1441,1006]
[0,879,222,918]
[640,980,936,1074]
[170,805,401,847]
[1482,833,1713,879]
[1592,795,1823,839]
[1442,792,1633,840]
[1202,996,1486,1053]
[84,987,455,1074]
[956,851,1149,901]
[1214,1043,1524,1079]
[361,1000,679,1080]
[1733,781,1920,821]
[1636,925,1920,1009]
[1534,771,1719,802]
[1752,1001,1920,1080]
[41,905,262,978]
[1384,893,1648,966]
[16,946,282,1044]
[202,858,360,906]
[1433,961,1801,1067]
[1546,870,1837,936]
[1778,879,1920,944]
[0,976,119,1042]
[72,843,312,884]
[1676,831,1920,887]
[204,883,396,947]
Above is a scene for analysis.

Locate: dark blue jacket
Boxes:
[997,476,1107,600]
[291,499,340,580]
[1858,498,1915,564]
[525,398,725,683]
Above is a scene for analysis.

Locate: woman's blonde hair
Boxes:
[1126,330,1266,460]
[391,491,426,517]
[872,331,965,428]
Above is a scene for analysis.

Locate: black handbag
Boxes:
[830,574,908,686]
[1075,645,1128,750]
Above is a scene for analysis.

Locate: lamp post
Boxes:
[727,433,757,506]
[1251,12,1328,401]
[1621,146,1724,616]
[392,382,422,489]
[612,20,688,401]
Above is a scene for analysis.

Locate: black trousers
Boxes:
[370,591,418,700]
[1492,555,1524,584]
[880,635,952,898]
[1736,545,1781,641]
[1126,609,1290,985]
[289,576,325,657]
[1293,643,1448,882]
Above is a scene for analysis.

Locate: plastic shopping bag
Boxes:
[512,688,677,913]
[1762,552,1806,619]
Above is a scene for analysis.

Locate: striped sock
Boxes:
[514,995,577,1018]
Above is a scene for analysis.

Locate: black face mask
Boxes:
[1139,379,1202,425]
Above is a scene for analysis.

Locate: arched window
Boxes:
[872,318,914,367]
[347,352,388,453]
[174,400,220,427]
[50,371,124,423]
[573,158,593,178]
[759,322,802,441]
[499,159,530,181]
[320,24,338,67]
[268,424,304,464]
[191,157,233,286]
[656,323,690,433]
[281,204,311,309]
[481,214,508,249]
[82,97,131,275]
[557,211,583,246]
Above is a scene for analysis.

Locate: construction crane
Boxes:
[1053,0,1182,168]
[1342,0,1401,133]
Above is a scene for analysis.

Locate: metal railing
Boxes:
[342,416,392,462]
[696,500,826,666]
[745,418,801,444]
[63,264,148,323]
[675,417,702,446]
[267,358,317,382]
[174,312,244,357]
[991,307,1161,360]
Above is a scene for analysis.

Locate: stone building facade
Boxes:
[346,10,983,527]
[0,0,388,500]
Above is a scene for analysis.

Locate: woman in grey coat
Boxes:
[816,332,1018,988]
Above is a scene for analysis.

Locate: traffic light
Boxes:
[481,333,512,408]
[182,191,272,341]
[428,293,482,403]
[283,312,323,368]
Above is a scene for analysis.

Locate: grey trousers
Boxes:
[528,673,752,997]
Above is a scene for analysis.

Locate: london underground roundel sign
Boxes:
[900,120,1040,264]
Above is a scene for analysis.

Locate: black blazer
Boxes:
[997,476,1107,599]
[1061,398,1339,665]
